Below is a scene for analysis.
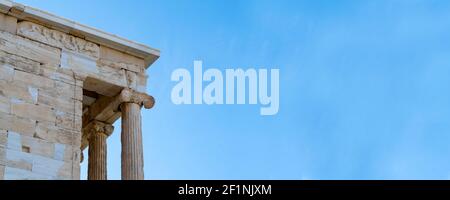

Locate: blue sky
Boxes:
[14,0,450,179]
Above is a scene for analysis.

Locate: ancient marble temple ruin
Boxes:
[0,1,159,180]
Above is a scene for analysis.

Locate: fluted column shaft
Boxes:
[117,88,154,180]
[87,121,113,180]
[121,102,144,180]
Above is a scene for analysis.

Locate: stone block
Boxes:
[83,76,123,97]
[72,164,80,179]
[59,145,74,162]
[17,21,100,59]
[38,90,82,116]
[21,135,55,158]
[72,130,82,147]
[13,70,55,90]
[137,73,148,93]
[97,62,128,87]
[32,154,64,177]
[126,70,138,89]
[55,110,82,131]
[0,115,13,135]
[3,167,51,180]
[0,13,17,34]
[39,66,75,86]
[0,114,36,137]
[0,94,9,114]
[0,130,6,148]
[53,143,65,161]
[0,63,14,81]
[0,50,41,75]
[12,117,36,137]
[6,131,21,151]
[100,45,144,69]
[53,80,83,101]
[71,145,81,161]
[123,70,148,92]
[11,102,56,123]
[56,161,72,179]
[0,147,4,165]
[61,49,98,75]
[98,58,144,74]
[35,122,75,145]
[72,147,81,163]
[0,30,61,66]
[0,79,39,105]
[0,165,4,180]
[4,149,33,171]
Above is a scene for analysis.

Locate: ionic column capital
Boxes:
[86,121,114,139]
[86,120,112,180]
[118,88,155,109]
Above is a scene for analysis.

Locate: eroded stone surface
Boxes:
[17,21,100,59]
[0,13,17,34]
[61,49,98,75]
[0,30,61,66]
[100,45,144,69]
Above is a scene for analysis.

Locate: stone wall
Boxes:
[0,11,147,179]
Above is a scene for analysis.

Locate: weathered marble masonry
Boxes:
[0,0,159,180]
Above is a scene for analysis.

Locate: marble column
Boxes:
[118,89,154,180]
[87,121,114,180]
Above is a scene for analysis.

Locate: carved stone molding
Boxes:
[86,121,114,138]
[119,88,155,109]
[126,70,138,89]
[17,21,100,58]
[98,58,144,74]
